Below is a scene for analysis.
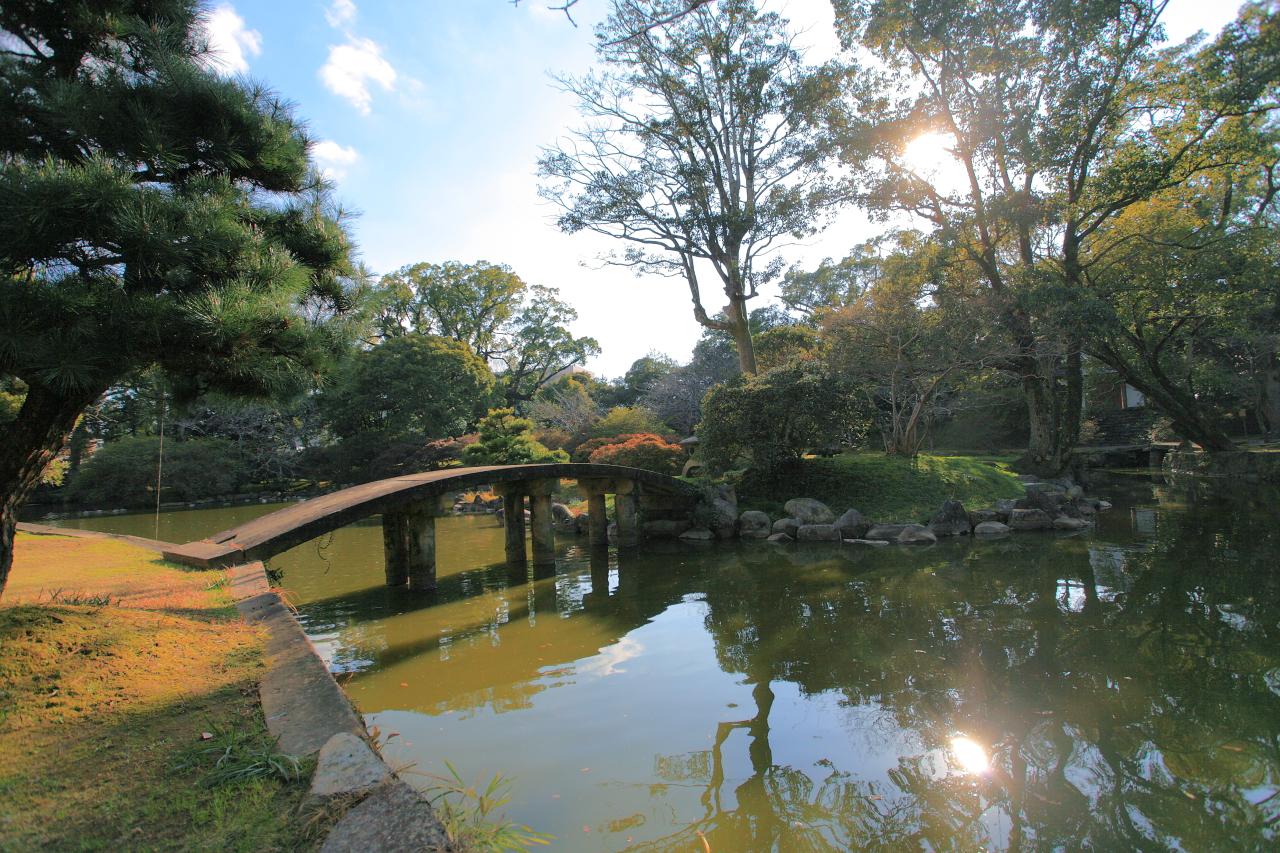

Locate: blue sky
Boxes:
[202,0,1246,378]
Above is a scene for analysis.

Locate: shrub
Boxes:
[571,432,664,463]
[463,409,569,466]
[533,428,573,451]
[588,406,672,439]
[367,435,476,478]
[67,437,250,506]
[698,362,869,483]
[588,434,685,474]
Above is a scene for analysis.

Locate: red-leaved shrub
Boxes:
[587,434,685,474]
[572,433,660,463]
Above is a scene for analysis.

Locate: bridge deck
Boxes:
[162,463,699,568]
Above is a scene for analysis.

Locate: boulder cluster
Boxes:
[459,477,1112,547]
[655,478,1111,546]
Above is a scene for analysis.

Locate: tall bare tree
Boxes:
[540,0,849,374]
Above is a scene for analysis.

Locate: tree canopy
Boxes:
[0,0,356,594]
[832,0,1280,470]
[320,335,495,442]
[373,261,525,358]
[369,261,600,409]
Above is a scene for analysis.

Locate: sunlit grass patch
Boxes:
[7,533,232,614]
[1,534,313,850]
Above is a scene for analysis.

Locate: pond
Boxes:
[31,473,1280,850]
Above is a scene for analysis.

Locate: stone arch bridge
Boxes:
[162,463,702,590]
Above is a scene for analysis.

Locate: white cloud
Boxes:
[320,36,397,114]
[200,4,262,75]
[312,139,360,181]
[577,636,645,678]
[325,0,358,29]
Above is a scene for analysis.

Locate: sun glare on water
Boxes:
[950,735,991,775]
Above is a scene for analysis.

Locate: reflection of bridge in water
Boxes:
[163,463,700,590]
[315,545,700,715]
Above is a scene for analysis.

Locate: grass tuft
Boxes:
[41,587,116,607]
[425,761,554,851]
[174,723,304,787]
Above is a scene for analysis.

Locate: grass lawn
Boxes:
[0,534,315,852]
[737,452,1026,522]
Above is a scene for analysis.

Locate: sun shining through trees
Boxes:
[901,132,966,191]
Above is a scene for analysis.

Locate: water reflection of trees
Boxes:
[636,493,1280,851]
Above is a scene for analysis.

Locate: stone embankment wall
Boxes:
[1163,449,1280,483]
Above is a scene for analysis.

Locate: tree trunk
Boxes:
[1022,372,1061,473]
[1016,348,1083,476]
[0,382,102,598]
[1126,374,1235,451]
[727,297,757,375]
[1061,345,1083,454]
[1089,343,1236,451]
[68,418,90,475]
[1259,350,1280,437]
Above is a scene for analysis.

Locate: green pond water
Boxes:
[32,473,1280,850]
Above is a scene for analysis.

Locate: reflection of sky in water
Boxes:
[1267,669,1280,697]
[1131,507,1158,534]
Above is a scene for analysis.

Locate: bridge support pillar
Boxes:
[586,490,608,548]
[404,506,438,591]
[384,497,449,591]
[527,478,557,565]
[614,479,639,548]
[496,486,527,564]
[382,512,409,587]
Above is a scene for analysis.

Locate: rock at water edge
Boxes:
[308,733,390,803]
[783,498,836,525]
[1008,508,1054,531]
[772,518,800,538]
[834,508,868,539]
[796,524,841,542]
[320,779,450,853]
[897,524,937,544]
[929,500,971,536]
[974,521,1011,536]
[738,510,772,539]
[864,523,908,542]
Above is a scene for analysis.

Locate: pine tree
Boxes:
[0,1,356,596]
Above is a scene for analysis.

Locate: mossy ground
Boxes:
[0,534,315,851]
[737,452,1025,522]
